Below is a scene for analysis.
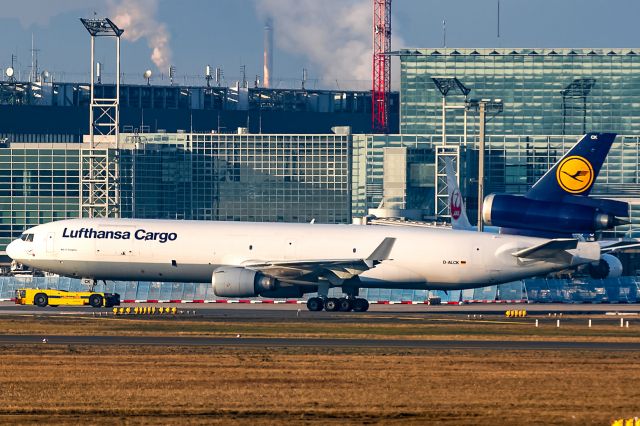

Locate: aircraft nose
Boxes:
[6,239,20,260]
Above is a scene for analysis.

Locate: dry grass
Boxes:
[0,314,638,342]
[0,345,638,425]
[1,313,638,424]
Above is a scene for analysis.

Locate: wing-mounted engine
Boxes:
[588,254,623,279]
[212,266,275,297]
[212,237,397,299]
[483,194,628,235]
[212,266,304,298]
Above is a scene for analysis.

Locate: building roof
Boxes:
[395,48,639,56]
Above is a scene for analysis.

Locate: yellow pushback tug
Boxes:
[15,288,120,308]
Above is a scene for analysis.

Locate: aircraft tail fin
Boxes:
[444,158,473,230]
[526,132,616,201]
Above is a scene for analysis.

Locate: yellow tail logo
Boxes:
[556,156,594,194]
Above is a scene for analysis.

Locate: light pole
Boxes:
[465,99,503,231]
[431,77,470,145]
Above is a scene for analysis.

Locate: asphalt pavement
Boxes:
[1,334,639,351]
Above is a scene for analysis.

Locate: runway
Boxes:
[1,301,639,351]
[1,334,640,351]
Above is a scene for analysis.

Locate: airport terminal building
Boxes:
[1,47,640,302]
[393,48,640,229]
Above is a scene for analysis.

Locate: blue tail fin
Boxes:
[525,132,616,201]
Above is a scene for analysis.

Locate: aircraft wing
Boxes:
[598,238,640,253]
[242,237,396,285]
[512,238,578,261]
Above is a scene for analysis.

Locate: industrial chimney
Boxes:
[263,18,273,88]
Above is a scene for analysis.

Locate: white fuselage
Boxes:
[6,218,600,291]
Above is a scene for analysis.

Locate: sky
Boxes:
[0,0,639,90]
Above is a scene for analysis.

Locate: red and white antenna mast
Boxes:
[372,0,391,133]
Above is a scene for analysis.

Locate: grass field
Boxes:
[0,345,638,425]
[0,313,639,424]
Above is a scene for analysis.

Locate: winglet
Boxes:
[512,238,578,259]
[367,237,396,262]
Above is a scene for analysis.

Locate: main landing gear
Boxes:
[306,282,369,312]
[306,297,370,312]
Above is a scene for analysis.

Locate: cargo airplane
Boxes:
[8,216,602,311]
[10,135,631,312]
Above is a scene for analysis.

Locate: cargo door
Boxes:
[471,240,499,284]
[282,238,299,260]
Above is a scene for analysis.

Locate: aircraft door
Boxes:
[46,232,55,254]
[471,243,499,284]
[282,239,298,260]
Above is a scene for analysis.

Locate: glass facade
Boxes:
[120,132,351,224]
[0,133,351,251]
[0,143,81,250]
[352,134,436,218]
[400,48,640,136]
[0,81,395,113]
[351,133,640,238]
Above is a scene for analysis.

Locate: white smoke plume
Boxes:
[254,0,404,89]
[110,0,172,71]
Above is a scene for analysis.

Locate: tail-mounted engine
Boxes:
[483,194,629,235]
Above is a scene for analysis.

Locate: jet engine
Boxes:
[482,194,627,235]
[212,266,304,298]
[588,254,623,279]
[212,267,277,297]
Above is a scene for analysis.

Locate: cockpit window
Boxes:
[20,233,34,242]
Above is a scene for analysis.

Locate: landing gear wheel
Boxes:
[34,293,48,308]
[89,294,103,308]
[352,298,369,312]
[338,297,353,312]
[324,297,339,312]
[306,297,324,312]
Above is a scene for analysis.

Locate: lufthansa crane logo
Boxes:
[556,156,594,194]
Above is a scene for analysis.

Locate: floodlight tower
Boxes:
[80,17,123,218]
[372,0,391,133]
